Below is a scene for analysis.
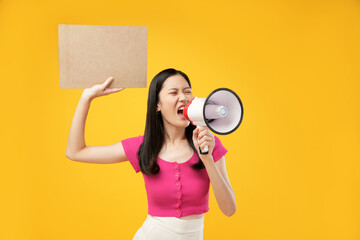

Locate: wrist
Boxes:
[80,92,93,103]
[200,155,214,165]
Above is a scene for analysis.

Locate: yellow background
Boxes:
[0,0,359,239]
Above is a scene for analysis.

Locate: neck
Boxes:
[163,122,187,146]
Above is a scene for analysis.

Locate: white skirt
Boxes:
[133,214,204,240]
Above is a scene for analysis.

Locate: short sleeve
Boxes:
[212,135,228,163]
[121,135,143,173]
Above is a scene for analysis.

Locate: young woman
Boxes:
[65,68,236,240]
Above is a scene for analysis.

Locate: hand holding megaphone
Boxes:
[192,126,215,156]
[183,88,244,155]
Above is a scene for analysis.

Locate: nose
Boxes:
[179,93,188,104]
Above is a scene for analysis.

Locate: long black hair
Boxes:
[138,68,205,175]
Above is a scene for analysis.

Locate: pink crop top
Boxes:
[121,135,228,218]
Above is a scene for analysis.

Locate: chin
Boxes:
[163,115,191,128]
[174,120,190,128]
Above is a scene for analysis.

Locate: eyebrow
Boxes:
[168,87,191,91]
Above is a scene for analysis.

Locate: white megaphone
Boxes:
[183,88,244,155]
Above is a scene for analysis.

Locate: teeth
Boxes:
[179,107,184,110]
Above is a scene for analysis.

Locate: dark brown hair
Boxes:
[138,68,205,175]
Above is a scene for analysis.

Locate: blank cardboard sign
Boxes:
[58,24,147,89]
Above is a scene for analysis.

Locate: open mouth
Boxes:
[177,106,184,117]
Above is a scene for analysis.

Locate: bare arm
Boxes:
[65,93,91,158]
[203,156,237,217]
[65,77,127,164]
[193,126,236,217]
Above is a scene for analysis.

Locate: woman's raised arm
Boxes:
[65,77,127,164]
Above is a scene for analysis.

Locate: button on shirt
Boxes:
[121,135,228,218]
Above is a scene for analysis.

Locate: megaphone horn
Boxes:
[183,88,244,154]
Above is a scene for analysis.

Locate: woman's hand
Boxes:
[82,77,125,101]
[192,126,215,160]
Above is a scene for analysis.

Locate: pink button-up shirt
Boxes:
[121,135,228,218]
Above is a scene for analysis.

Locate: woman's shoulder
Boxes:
[213,135,224,145]
[123,134,144,141]
[121,135,143,173]
[212,135,228,162]
[121,135,144,147]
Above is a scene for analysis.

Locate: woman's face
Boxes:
[157,74,194,128]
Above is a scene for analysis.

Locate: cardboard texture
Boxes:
[58,24,147,89]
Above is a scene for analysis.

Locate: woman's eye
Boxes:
[169,91,191,95]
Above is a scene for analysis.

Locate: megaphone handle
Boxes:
[196,125,209,155]
[200,145,209,155]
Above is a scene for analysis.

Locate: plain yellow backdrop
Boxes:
[0,0,359,239]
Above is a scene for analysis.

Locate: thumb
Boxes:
[192,128,199,146]
[102,77,114,89]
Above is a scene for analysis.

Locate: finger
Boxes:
[192,128,199,140]
[194,127,199,134]
[110,88,125,92]
[103,88,122,95]
[104,76,114,83]
[198,136,213,146]
[197,126,207,132]
[200,135,214,144]
[102,77,114,88]
[200,142,212,151]
[197,128,210,139]
[199,141,208,150]
[192,128,199,146]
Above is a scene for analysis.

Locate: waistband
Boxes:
[147,214,204,234]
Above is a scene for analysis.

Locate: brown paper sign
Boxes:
[58,24,147,89]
